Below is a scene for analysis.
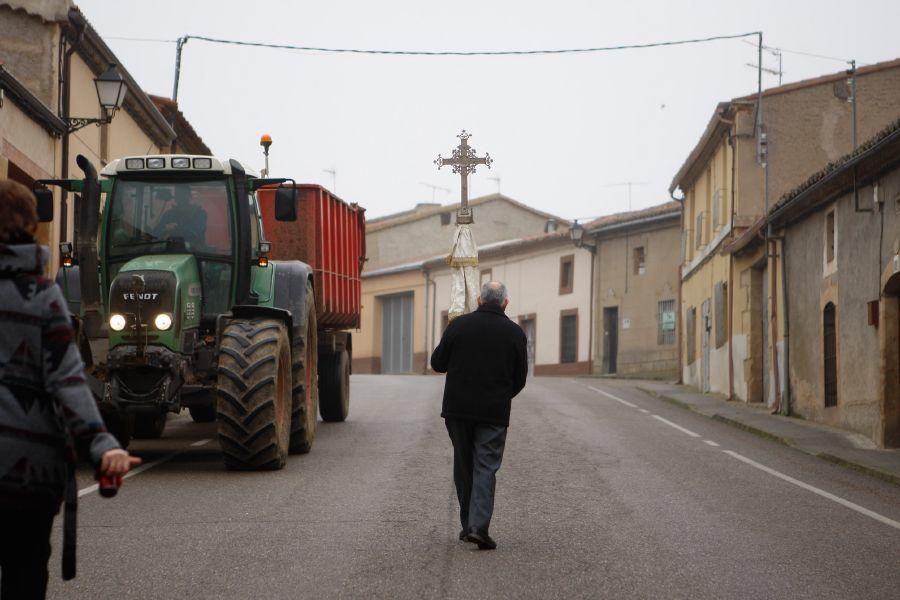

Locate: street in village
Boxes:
[54,375,900,600]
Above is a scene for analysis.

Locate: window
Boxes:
[823,303,837,407]
[479,268,492,287]
[559,254,574,295]
[714,281,727,349]
[633,246,646,275]
[825,209,836,264]
[658,300,676,345]
[440,212,451,226]
[686,306,697,363]
[560,310,578,363]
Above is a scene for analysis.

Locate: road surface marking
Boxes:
[651,415,701,438]
[723,450,900,531]
[704,440,721,447]
[588,386,638,408]
[639,408,651,414]
[191,438,212,447]
[78,448,182,497]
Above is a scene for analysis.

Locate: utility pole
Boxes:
[488,176,501,195]
[172,36,188,101]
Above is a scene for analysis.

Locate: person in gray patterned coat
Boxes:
[0,180,140,600]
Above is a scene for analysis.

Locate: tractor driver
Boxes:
[154,186,207,248]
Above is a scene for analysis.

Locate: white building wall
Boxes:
[427,239,592,369]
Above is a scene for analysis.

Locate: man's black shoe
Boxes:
[458,529,467,541]
[465,530,497,550]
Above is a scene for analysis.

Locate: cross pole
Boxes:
[434,130,492,224]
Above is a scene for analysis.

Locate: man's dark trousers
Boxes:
[445,418,508,534]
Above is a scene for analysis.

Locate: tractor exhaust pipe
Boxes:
[75,154,104,339]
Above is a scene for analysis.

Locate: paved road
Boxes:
[50,375,900,599]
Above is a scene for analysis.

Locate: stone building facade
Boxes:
[584,202,681,379]
[672,58,900,404]
[768,120,900,447]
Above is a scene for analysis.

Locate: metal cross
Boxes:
[434,130,492,224]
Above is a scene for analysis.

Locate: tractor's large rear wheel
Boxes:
[319,349,350,422]
[289,282,318,454]
[216,318,292,470]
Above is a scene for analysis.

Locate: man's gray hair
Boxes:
[480,281,508,306]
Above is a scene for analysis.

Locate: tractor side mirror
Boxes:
[34,188,54,222]
[274,186,297,221]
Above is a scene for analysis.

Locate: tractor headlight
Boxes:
[109,314,127,331]
[154,313,173,331]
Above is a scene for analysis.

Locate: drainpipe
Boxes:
[425,271,437,373]
[768,230,791,416]
[423,269,430,374]
[768,233,782,414]
[587,238,596,374]
[728,252,735,400]
[781,233,791,415]
[727,126,737,401]
[671,187,684,383]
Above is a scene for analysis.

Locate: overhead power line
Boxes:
[170,30,761,100]
[174,31,760,57]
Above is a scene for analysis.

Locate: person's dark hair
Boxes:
[0,179,38,244]
[480,281,508,306]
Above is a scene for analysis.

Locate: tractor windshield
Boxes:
[108,179,233,257]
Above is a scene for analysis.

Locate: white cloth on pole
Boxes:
[447,224,479,320]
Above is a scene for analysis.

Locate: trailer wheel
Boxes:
[289,281,318,454]
[216,318,292,470]
[133,410,167,439]
[319,350,350,422]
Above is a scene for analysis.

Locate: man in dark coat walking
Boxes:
[431,281,527,550]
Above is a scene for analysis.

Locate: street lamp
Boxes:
[66,63,127,133]
[569,219,595,251]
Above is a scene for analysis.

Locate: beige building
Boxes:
[582,202,681,379]
[0,1,208,274]
[356,195,565,373]
[672,58,900,405]
[425,232,593,376]
[365,194,565,271]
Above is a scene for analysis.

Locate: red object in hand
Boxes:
[97,474,119,498]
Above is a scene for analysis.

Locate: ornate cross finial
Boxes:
[435,130,492,224]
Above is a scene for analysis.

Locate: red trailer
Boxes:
[258,184,366,422]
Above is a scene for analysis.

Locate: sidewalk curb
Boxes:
[708,413,792,446]
[816,453,900,487]
[636,387,900,488]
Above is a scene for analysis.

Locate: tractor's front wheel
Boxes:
[289,282,318,454]
[133,410,167,439]
[216,318,292,470]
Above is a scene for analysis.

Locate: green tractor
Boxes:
[37,154,318,470]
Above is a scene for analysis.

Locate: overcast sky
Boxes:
[77,0,900,221]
